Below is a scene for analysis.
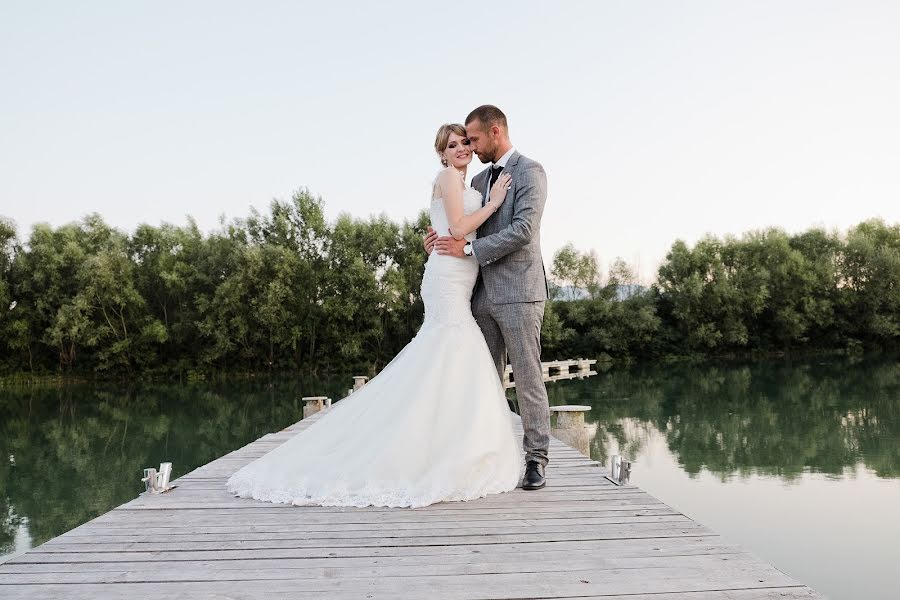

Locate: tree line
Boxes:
[543,220,900,361]
[0,191,427,377]
[2,191,899,377]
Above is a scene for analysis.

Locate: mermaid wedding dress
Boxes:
[225,178,523,508]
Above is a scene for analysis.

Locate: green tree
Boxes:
[551,243,601,300]
[195,190,331,372]
[840,219,900,347]
[657,236,752,352]
[0,219,20,370]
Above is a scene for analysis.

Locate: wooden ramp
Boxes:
[0,412,823,599]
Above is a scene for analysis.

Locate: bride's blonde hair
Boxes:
[434,123,468,167]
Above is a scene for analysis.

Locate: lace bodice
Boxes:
[430,175,483,243]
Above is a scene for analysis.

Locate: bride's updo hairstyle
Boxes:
[434,123,468,167]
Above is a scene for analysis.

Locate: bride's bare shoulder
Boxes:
[437,167,465,188]
[437,166,460,180]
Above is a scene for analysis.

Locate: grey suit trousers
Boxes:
[472,288,550,467]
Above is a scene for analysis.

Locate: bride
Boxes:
[225,123,523,508]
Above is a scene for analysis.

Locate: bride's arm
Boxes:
[438,168,510,241]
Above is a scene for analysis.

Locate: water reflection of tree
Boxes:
[0,377,348,555]
[549,358,899,480]
[0,494,23,556]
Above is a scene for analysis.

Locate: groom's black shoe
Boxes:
[522,461,546,490]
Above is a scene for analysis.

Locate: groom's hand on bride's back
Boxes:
[434,235,467,258]
[423,227,438,254]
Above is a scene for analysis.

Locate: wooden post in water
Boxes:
[576,358,598,379]
[303,396,330,419]
[608,455,633,485]
[550,405,593,456]
[577,358,589,375]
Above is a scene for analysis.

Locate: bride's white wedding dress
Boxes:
[225,179,523,508]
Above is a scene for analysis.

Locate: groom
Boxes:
[425,105,551,490]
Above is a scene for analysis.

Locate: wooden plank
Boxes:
[544,591,822,600]
[30,523,715,553]
[0,544,749,574]
[59,514,689,538]
[0,552,786,584]
[0,587,822,600]
[66,508,680,532]
[0,567,810,600]
[2,536,734,564]
[45,517,697,546]
[85,500,669,520]
[103,498,672,516]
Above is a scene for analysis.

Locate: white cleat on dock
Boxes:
[140,461,174,495]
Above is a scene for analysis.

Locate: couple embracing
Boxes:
[227,105,551,508]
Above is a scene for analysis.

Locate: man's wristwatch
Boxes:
[463,242,473,256]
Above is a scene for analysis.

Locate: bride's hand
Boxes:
[423,226,438,254]
[487,173,512,211]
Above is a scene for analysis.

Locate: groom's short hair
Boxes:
[466,105,508,132]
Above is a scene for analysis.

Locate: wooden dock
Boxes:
[506,358,597,389]
[0,410,823,599]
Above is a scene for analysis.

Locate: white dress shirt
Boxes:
[493,147,516,169]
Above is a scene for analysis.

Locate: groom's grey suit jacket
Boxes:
[471,151,550,304]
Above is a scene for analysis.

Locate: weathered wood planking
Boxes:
[0,410,824,599]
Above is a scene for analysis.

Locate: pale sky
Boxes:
[2,1,898,282]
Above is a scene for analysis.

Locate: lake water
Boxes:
[1,357,898,599]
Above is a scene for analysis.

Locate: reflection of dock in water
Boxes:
[0,368,823,599]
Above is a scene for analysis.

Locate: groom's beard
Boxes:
[476,148,497,164]
[481,141,503,164]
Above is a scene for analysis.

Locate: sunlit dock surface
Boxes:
[0,411,823,599]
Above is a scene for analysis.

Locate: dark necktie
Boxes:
[489,164,504,189]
